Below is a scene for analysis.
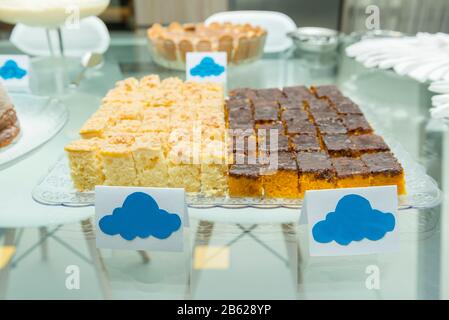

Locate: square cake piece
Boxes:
[290,134,321,152]
[311,84,344,101]
[132,134,168,188]
[331,157,371,188]
[282,85,314,100]
[253,100,279,122]
[255,88,285,100]
[228,128,257,155]
[263,152,300,198]
[65,138,105,191]
[279,98,305,111]
[297,151,336,195]
[255,121,284,135]
[361,152,406,194]
[226,98,251,111]
[167,142,201,193]
[281,109,309,122]
[316,118,347,135]
[258,132,290,153]
[99,135,138,187]
[200,141,228,196]
[341,114,373,134]
[333,98,362,115]
[285,119,317,135]
[254,107,279,123]
[309,108,339,121]
[228,119,255,129]
[306,98,331,112]
[228,164,263,197]
[322,134,356,157]
[228,88,258,100]
[228,108,253,122]
[350,134,390,155]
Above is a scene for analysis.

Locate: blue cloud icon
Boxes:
[312,194,395,246]
[99,192,182,241]
[0,60,27,80]
[190,57,225,77]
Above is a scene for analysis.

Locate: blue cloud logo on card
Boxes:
[0,60,27,80]
[98,192,181,241]
[190,57,224,77]
[312,194,395,246]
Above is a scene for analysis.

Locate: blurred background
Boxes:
[1,0,449,37]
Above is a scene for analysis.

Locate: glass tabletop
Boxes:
[0,32,448,300]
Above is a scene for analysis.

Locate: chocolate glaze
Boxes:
[283,86,314,100]
[229,88,258,100]
[350,134,390,153]
[259,133,290,152]
[322,134,356,157]
[296,151,335,180]
[255,88,285,100]
[312,84,344,100]
[316,118,347,135]
[229,128,256,153]
[226,98,251,110]
[333,98,362,114]
[291,134,321,152]
[228,108,253,121]
[281,109,309,122]
[229,164,262,178]
[342,114,372,133]
[276,151,298,171]
[331,157,370,178]
[228,121,255,130]
[306,99,330,111]
[361,152,403,176]
[252,99,279,109]
[279,98,305,110]
[286,119,317,135]
[309,109,339,121]
[254,106,279,122]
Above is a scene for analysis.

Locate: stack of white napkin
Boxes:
[346,33,449,123]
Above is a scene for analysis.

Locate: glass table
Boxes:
[0,33,448,300]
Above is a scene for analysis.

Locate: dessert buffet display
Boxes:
[147,22,266,70]
[63,75,407,204]
[0,83,20,148]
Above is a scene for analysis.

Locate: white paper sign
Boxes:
[301,186,399,256]
[95,186,186,252]
[186,52,227,84]
[0,55,30,91]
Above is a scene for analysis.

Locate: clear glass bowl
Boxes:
[147,34,267,71]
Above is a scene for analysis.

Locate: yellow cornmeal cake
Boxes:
[200,140,229,196]
[65,75,228,195]
[65,138,104,191]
